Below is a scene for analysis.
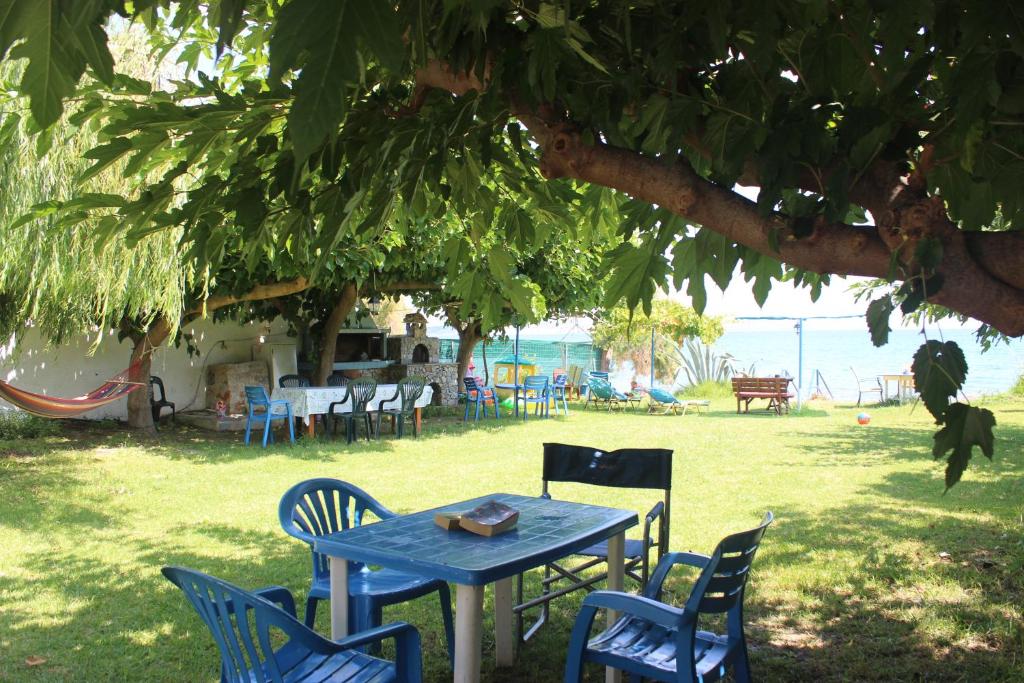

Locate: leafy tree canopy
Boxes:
[591,298,724,385]
[0,0,1019,482]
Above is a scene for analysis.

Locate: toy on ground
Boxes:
[857,412,871,425]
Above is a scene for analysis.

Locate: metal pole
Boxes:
[649,326,655,389]
[797,317,804,410]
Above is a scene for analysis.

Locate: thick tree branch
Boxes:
[188,276,310,318]
[410,66,1024,336]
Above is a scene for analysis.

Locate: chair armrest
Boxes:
[253,585,297,618]
[641,501,667,562]
[327,400,348,415]
[377,388,401,411]
[336,621,422,680]
[645,551,713,599]
[580,590,685,629]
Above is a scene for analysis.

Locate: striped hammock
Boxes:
[0,366,145,418]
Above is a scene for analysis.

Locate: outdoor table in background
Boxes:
[314,492,638,683]
[878,373,915,404]
[271,384,433,438]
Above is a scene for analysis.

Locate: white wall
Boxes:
[0,317,293,420]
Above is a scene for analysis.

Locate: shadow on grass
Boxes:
[732,493,1024,682]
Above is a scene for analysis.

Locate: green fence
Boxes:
[438,338,602,377]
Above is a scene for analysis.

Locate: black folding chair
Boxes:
[515,442,673,642]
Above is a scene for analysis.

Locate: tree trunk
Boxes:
[313,283,358,386]
[126,316,172,436]
[455,322,482,386]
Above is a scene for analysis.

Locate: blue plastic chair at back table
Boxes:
[162,565,424,683]
[278,478,455,666]
[517,374,550,420]
[462,375,501,421]
[243,385,294,447]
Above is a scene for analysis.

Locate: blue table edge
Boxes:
[313,493,639,586]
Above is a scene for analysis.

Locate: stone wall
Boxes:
[206,361,270,414]
[388,335,440,364]
[392,362,458,406]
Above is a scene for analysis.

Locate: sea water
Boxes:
[711,324,1024,402]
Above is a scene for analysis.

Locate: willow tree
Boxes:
[0,1,1018,483]
[0,30,185,384]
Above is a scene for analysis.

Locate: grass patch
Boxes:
[0,400,1022,681]
[675,379,734,399]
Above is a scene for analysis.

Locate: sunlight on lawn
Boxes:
[0,399,1021,682]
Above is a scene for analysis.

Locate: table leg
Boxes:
[414,407,422,434]
[307,417,316,439]
[493,577,515,667]
[605,532,625,683]
[329,556,349,640]
[455,583,484,683]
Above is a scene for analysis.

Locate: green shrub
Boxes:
[1011,373,1024,396]
[676,380,734,399]
[0,411,60,439]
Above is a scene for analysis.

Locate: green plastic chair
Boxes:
[376,376,425,438]
[329,377,377,443]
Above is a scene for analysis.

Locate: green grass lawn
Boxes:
[1,398,1022,682]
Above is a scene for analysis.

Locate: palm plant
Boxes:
[676,339,739,385]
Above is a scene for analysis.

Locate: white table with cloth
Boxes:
[271,384,434,438]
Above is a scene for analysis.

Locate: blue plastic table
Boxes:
[314,492,638,683]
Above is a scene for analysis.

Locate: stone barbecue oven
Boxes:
[385,312,457,406]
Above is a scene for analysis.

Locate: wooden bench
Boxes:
[732,377,794,415]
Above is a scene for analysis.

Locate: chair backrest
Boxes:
[648,387,679,405]
[552,368,566,379]
[524,375,549,391]
[567,365,583,385]
[396,376,426,411]
[543,442,672,491]
[326,373,348,387]
[279,374,309,388]
[162,565,325,683]
[588,377,612,398]
[543,443,673,564]
[346,377,377,412]
[149,376,167,403]
[589,371,609,381]
[463,376,483,392]
[279,479,393,581]
[675,512,774,617]
[552,374,568,388]
[244,385,270,407]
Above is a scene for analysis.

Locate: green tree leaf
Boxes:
[912,340,968,422]
[866,296,893,347]
[11,1,87,128]
[932,403,996,490]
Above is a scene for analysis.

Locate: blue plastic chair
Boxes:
[563,512,774,683]
[462,376,500,421]
[162,565,422,683]
[550,374,570,415]
[516,375,550,420]
[279,479,455,666]
[244,385,295,447]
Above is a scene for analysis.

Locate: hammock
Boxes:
[0,365,145,418]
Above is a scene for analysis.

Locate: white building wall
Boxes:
[0,317,293,420]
